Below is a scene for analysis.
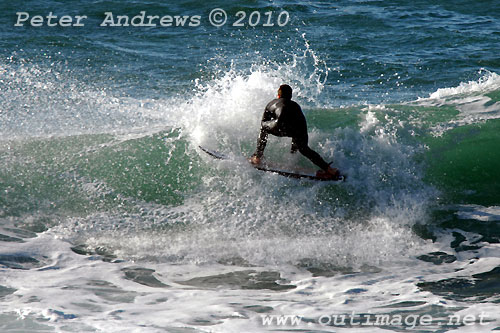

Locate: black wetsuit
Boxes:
[253,97,330,171]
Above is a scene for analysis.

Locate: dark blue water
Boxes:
[2,0,498,103]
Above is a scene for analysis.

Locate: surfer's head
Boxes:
[278,84,292,99]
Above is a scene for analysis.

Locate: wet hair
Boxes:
[278,84,292,99]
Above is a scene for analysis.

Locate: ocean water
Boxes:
[0,0,499,332]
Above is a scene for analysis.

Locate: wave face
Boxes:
[0,0,499,331]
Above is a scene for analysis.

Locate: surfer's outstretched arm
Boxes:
[251,129,268,163]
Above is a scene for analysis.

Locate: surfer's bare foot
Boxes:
[327,166,340,178]
[249,155,261,165]
[316,167,340,179]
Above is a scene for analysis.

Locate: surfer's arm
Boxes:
[253,128,268,159]
[253,103,280,160]
[260,108,279,131]
[261,118,278,131]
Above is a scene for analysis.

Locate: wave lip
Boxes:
[411,70,500,136]
[428,70,500,100]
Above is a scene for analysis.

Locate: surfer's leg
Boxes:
[293,136,330,171]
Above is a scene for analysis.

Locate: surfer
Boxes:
[250,84,339,179]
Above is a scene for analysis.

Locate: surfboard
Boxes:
[199,146,345,182]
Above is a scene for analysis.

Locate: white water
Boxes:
[1,60,500,332]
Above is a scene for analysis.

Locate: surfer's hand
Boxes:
[249,155,261,165]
